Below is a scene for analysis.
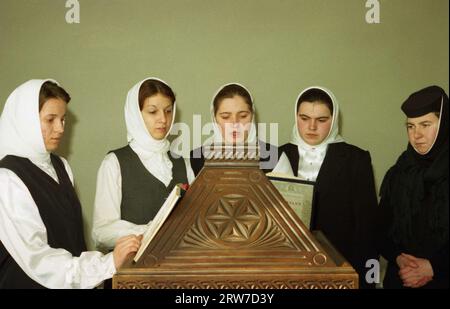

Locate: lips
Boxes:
[231,131,243,138]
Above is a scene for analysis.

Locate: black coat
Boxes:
[377,143,449,289]
[378,196,449,289]
[279,142,379,289]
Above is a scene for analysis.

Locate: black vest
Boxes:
[111,145,188,224]
[0,155,87,289]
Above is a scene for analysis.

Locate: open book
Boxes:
[266,172,315,230]
[266,172,304,181]
[133,185,183,262]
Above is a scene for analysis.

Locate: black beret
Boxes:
[401,85,447,118]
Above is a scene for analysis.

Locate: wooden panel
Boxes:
[114,146,358,289]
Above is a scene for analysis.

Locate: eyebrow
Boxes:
[299,114,330,119]
[45,113,65,117]
[147,105,172,110]
[406,120,432,125]
[219,111,250,115]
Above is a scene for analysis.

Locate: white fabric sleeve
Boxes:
[270,152,295,175]
[0,168,116,289]
[91,153,147,250]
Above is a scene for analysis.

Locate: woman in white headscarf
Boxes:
[92,78,195,250]
[0,80,141,289]
[274,86,378,289]
[189,83,278,175]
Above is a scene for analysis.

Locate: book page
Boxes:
[133,185,181,262]
[266,172,315,230]
[266,171,302,181]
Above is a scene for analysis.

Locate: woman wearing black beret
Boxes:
[378,86,449,289]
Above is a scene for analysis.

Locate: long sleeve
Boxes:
[353,152,378,253]
[0,168,116,289]
[351,151,379,288]
[377,196,402,264]
[429,241,449,283]
[92,153,148,250]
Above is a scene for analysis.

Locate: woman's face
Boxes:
[215,95,253,143]
[40,98,67,152]
[297,101,332,146]
[141,93,174,140]
[406,112,439,155]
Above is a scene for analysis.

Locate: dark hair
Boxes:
[138,79,176,110]
[39,81,71,111]
[213,84,253,115]
[297,88,333,115]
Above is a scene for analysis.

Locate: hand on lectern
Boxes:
[113,234,143,269]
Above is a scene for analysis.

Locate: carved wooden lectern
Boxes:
[113,145,358,289]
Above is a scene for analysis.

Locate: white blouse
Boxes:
[92,152,195,250]
[297,145,327,182]
[272,145,328,182]
[0,157,116,289]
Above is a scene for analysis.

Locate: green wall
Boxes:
[1,0,448,250]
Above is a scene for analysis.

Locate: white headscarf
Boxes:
[290,86,344,181]
[208,82,257,145]
[125,77,176,186]
[0,79,56,163]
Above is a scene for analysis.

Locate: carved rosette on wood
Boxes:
[114,144,358,289]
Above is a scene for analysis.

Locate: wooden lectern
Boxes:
[113,145,358,289]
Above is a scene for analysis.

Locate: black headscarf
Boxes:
[381,86,449,249]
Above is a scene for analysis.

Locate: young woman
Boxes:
[190,83,278,175]
[274,86,378,288]
[0,79,141,288]
[378,86,448,289]
[92,78,195,250]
